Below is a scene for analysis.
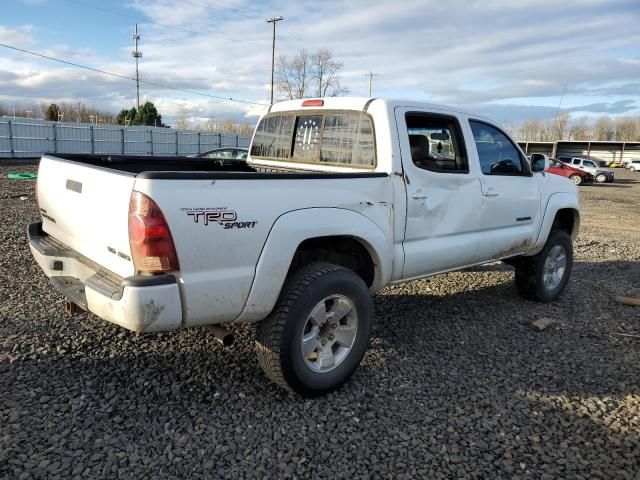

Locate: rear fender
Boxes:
[234,208,392,323]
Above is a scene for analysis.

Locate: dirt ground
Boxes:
[1,161,639,479]
[580,168,640,240]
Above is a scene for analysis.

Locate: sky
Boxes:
[0,0,639,126]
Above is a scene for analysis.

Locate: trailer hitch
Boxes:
[64,300,81,316]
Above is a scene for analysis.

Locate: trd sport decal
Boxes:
[180,207,257,229]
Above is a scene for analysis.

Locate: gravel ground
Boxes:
[1,162,639,479]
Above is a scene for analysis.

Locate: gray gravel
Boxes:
[1,161,639,479]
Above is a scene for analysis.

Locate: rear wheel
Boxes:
[514,230,573,302]
[255,262,372,397]
[569,174,582,185]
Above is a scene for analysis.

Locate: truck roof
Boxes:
[268,97,486,121]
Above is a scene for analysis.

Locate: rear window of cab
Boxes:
[250,111,376,168]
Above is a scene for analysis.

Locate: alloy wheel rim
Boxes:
[543,245,567,290]
[300,294,358,373]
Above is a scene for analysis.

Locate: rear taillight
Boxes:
[128,191,179,273]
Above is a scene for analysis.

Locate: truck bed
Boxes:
[49,154,385,179]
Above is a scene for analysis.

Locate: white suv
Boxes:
[628,160,640,172]
[558,157,614,183]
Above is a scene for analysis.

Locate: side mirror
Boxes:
[531,153,549,173]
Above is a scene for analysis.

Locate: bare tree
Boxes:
[504,114,640,143]
[197,117,255,135]
[276,48,348,100]
[275,49,312,100]
[311,49,349,97]
[552,112,571,140]
[569,116,591,141]
[202,117,220,133]
[594,116,615,141]
[520,119,544,141]
[615,117,639,141]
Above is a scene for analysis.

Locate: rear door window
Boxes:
[405,113,468,172]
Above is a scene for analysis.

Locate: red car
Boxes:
[548,158,593,185]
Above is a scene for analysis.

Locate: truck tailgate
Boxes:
[37,156,136,279]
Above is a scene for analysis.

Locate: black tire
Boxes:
[255,262,372,397]
[514,230,573,302]
[595,173,607,183]
[569,174,582,185]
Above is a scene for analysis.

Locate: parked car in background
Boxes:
[628,160,640,172]
[557,156,614,183]
[195,147,248,160]
[548,158,594,185]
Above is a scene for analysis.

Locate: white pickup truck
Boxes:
[29,97,580,396]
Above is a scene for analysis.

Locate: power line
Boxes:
[179,0,262,20]
[0,42,264,105]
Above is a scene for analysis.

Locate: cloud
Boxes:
[567,99,639,115]
[0,25,38,46]
[1,0,639,124]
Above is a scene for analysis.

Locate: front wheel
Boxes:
[514,230,573,302]
[255,262,372,397]
[569,174,582,185]
[595,173,607,183]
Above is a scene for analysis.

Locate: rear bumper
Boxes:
[28,221,183,332]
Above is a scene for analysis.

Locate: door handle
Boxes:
[411,193,428,199]
[483,192,499,197]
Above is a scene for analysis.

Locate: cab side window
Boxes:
[469,120,528,175]
[405,113,468,173]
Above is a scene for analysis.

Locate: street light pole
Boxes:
[266,16,283,105]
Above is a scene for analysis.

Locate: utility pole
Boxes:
[266,16,283,105]
[131,23,142,109]
[365,71,378,96]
